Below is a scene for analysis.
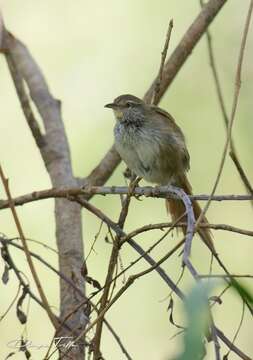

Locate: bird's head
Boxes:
[105,94,144,121]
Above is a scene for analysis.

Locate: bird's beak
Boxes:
[104,103,116,109]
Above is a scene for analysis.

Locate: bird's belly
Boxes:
[115,140,149,179]
[114,125,174,185]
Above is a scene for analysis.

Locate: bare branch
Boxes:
[125,221,253,239]
[230,151,253,199]
[199,274,253,279]
[215,327,251,360]
[152,19,173,105]
[5,47,45,148]
[1,185,253,210]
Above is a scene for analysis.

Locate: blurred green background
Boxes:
[0,1,253,359]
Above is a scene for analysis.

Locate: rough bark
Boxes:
[4,32,86,359]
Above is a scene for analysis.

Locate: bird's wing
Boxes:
[150,105,190,173]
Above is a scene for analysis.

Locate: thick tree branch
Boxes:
[3,30,85,359]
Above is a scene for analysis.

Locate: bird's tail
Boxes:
[166,174,216,253]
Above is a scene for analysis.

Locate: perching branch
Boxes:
[1,185,253,210]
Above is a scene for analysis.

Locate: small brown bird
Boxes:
[105,94,214,251]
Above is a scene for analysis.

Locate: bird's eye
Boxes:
[126,102,131,108]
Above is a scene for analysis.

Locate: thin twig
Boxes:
[0,284,21,322]
[229,151,253,200]
[124,221,253,239]
[195,0,253,228]
[215,327,251,360]
[152,20,173,105]
[0,165,58,328]
[85,220,103,262]
[224,300,246,359]
[199,0,253,206]
[200,274,253,279]
[210,310,221,360]
[10,236,58,254]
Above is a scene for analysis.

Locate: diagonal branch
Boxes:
[5,47,45,148]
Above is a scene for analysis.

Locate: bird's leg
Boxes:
[128,176,142,200]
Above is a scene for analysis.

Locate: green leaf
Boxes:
[230,279,253,305]
[175,281,217,360]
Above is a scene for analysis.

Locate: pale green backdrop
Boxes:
[0,1,252,359]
